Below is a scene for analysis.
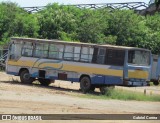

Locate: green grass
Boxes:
[79,88,160,102]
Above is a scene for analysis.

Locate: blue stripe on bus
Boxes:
[31,72,123,85]
[31,72,38,78]
[91,75,123,85]
[7,71,18,76]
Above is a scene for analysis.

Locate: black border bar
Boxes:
[1,114,160,120]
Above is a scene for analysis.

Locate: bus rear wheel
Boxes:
[99,86,115,95]
[153,81,159,86]
[90,85,96,92]
[20,70,34,84]
[99,86,107,95]
[80,76,91,94]
[38,78,51,86]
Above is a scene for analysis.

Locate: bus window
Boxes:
[92,48,98,63]
[80,47,93,62]
[22,42,33,57]
[74,46,81,61]
[49,44,64,59]
[64,45,74,60]
[97,48,106,64]
[105,49,125,66]
[89,48,94,62]
[128,50,150,66]
[9,42,22,60]
[34,43,48,58]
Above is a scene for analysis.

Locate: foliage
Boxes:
[0,2,39,45]
[0,2,160,54]
[80,88,160,101]
[36,3,79,41]
[77,9,109,44]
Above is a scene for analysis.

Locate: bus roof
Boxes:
[11,37,150,51]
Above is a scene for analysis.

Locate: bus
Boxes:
[151,54,160,85]
[6,37,152,94]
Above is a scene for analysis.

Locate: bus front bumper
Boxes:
[124,78,148,86]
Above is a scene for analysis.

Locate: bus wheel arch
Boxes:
[19,68,28,75]
[19,68,34,84]
[79,75,91,94]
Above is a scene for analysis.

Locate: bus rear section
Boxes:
[151,55,160,85]
[123,49,152,86]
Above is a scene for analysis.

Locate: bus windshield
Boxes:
[128,50,150,66]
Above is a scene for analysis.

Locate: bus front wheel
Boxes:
[38,78,51,86]
[20,70,34,84]
[80,76,91,94]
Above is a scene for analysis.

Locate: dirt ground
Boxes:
[0,72,160,123]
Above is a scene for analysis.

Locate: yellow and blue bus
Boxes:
[6,37,152,94]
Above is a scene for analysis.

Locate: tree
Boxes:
[106,10,147,47]
[143,13,160,54]
[0,2,160,54]
[77,8,110,44]
[0,2,39,45]
[36,3,79,41]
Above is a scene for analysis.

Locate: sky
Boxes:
[0,0,150,7]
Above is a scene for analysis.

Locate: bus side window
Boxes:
[43,44,49,58]
[105,49,125,66]
[97,48,106,64]
[34,43,49,58]
[128,50,135,63]
[9,43,15,59]
[49,44,64,59]
[74,46,81,61]
[64,45,74,60]
[89,48,94,62]
[80,47,93,62]
[10,42,22,60]
[34,43,42,57]
[116,50,125,66]
[22,42,33,57]
[92,47,98,63]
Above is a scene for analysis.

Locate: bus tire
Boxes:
[99,86,107,95]
[80,76,91,94]
[90,85,95,92]
[100,86,114,95]
[153,81,159,86]
[38,78,51,86]
[20,70,34,84]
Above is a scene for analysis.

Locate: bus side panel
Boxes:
[91,65,123,85]
[105,65,123,85]
[31,60,124,85]
[151,61,157,79]
[6,65,19,76]
[105,75,123,85]
[91,75,105,84]
[156,56,160,80]
[151,55,158,80]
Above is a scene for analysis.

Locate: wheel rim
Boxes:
[83,80,89,88]
[23,73,30,80]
